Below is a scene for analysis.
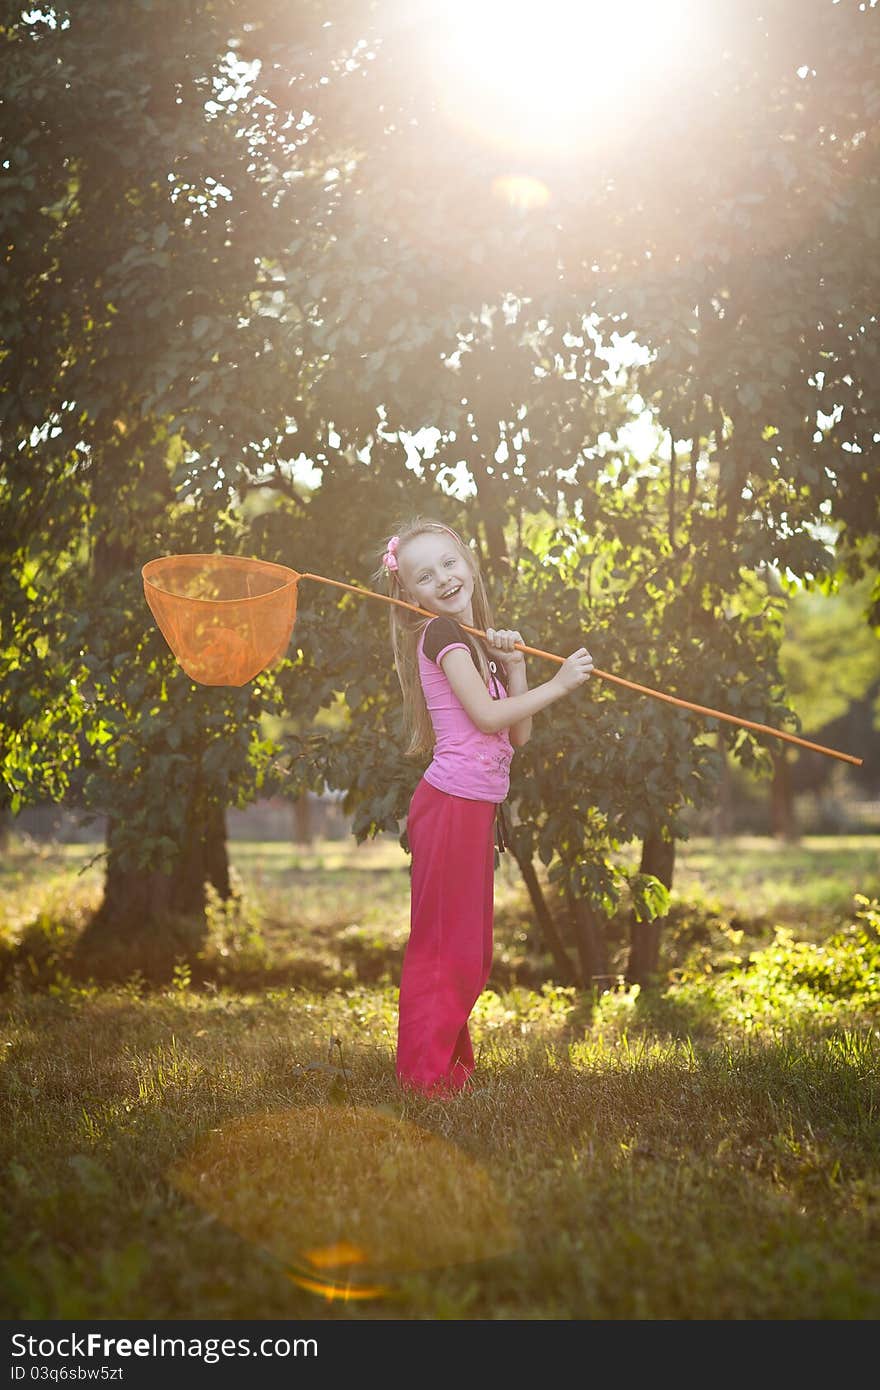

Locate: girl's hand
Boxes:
[551,648,594,694]
[485,628,526,667]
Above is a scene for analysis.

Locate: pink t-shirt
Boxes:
[418,617,514,803]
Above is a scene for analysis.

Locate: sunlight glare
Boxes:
[429,0,692,157]
[491,174,551,210]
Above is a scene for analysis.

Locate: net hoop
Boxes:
[142,553,300,603]
[142,553,300,686]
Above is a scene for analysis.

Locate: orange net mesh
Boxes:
[142,554,299,686]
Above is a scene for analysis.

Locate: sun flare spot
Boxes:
[302,1239,370,1269]
[424,0,694,157]
[491,174,551,210]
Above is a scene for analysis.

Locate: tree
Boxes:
[741,557,880,838]
[1,1,299,963]
[249,0,879,983]
[4,1,878,988]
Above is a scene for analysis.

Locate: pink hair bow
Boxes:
[382,535,400,572]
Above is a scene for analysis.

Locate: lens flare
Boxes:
[491,175,551,210]
[169,1105,519,1303]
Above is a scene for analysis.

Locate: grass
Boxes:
[3,832,878,993]
[1,833,879,1319]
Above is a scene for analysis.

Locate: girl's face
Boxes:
[397,531,475,623]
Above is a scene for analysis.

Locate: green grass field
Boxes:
[1,833,879,1319]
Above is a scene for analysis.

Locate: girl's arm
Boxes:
[485,627,532,746]
[439,645,593,735]
[504,657,532,747]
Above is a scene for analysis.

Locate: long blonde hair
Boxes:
[372,516,499,759]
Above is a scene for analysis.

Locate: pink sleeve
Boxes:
[434,640,470,665]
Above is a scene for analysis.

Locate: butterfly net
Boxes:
[142,554,299,686]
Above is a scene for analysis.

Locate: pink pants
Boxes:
[396,778,496,1097]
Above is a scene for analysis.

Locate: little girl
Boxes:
[376,516,593,1098]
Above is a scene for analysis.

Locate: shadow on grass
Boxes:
[1,897,565,996]
[0,902,403,994]
[629,982,723,1041]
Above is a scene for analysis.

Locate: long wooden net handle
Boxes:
[297,571,863,767]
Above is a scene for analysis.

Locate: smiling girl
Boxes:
[375,516,593,1097]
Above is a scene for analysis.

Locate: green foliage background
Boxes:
[1,0,878,976]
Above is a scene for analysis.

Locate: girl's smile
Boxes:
[398,533,475,624]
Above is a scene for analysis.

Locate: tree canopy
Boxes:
[2,0,878,980]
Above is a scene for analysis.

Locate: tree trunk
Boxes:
[77,798,229,979]
[99,798,229,923]
[713,736,734,840]
[626,826,676,986]
[770,748,799,841]
[292,794,314,844]
[512,846,577,984]
[565,886,610,992]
